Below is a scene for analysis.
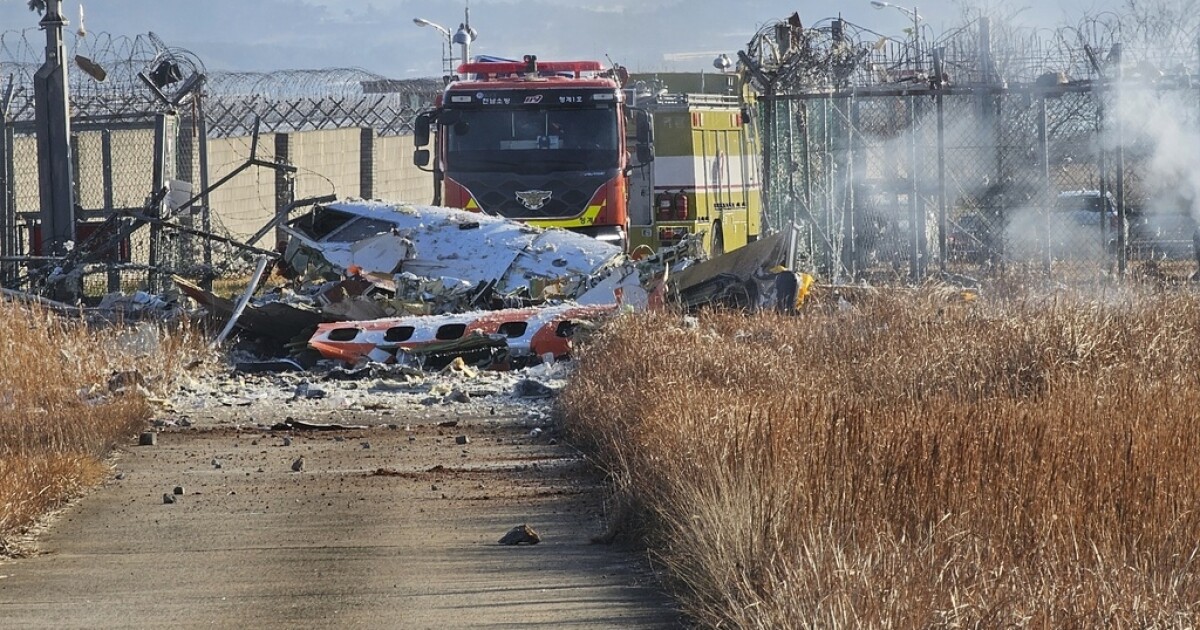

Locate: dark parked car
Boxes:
[951,192,1129,264]
[1050,190,1128,259]
[1131,209,1198,260]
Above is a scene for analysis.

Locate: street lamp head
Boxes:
[413,17,450,36]
[414,17,455,76]
[869,1,920,21]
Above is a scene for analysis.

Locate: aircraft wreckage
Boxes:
[173,199,797,370]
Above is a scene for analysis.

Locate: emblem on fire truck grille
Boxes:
[515,190,553,210]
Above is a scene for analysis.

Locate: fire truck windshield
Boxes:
[444,106,619,173]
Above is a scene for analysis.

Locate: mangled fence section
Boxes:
[0,121,435,298]
[0,28,439,298]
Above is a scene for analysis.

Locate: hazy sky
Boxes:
[0,0,1123,77]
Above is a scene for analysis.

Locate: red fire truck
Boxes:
[413,56,653,250]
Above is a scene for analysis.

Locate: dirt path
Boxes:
[0,368,681,629]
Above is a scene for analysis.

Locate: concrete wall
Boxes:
[204,134,279,246]
[375,134,434,205]
[289,127,361,202]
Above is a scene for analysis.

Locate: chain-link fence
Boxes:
[2,29,237,293]
[752,12,1200,284]
[204,70,439,137]
[765,84,1200,283]
[1,27,438,297]
[6,10,1200,298]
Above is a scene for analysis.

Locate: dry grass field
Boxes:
[561,286,1200,627]
[0,303,201,553]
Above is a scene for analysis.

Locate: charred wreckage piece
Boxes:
[163,199,799,371]
[308,303,617,370]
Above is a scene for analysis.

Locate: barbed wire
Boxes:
[1,29,173,121]
[1,29,440,135]
[741,8,1200,95]
[206,68,438,101]
[202,69,440,137]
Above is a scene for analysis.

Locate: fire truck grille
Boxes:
[452,171,612,220]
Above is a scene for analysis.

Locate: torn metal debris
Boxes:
[158,197,811,372]
[174,276,330,342]
[280,200,623,301]
[669,229,794,311]
[175,200,701,347]
[270,418,369,431]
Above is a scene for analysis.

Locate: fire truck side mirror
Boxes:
[635,110,654,164]
[414,113,432,147]
[636,144,654,165]
[413,149,431,168]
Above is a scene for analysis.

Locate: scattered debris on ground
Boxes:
[498,524,542,545]
[2,200,831,395]
[271,418,369,431]
[163,353,573,432]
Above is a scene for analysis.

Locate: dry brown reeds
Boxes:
[561,286,1200,627]
[0,302,203,551]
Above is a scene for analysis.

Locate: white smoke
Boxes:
[1110,82,1200,258]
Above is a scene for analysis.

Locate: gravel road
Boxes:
[0,362,681,629]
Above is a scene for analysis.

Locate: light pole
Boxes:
[871,0,922,72]
[413,17,453,76]
[452,5,478,67]
[33,0,76,260]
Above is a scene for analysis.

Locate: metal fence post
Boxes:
[360,127,375,200]
[149,113,178,292]
[935,81,948,272]
[33,0,76,259]
[197,108,213,291]
[274,132,295,248]
[1039,94,1053,275]
[0,106,12,285]
[101,128,119,292]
